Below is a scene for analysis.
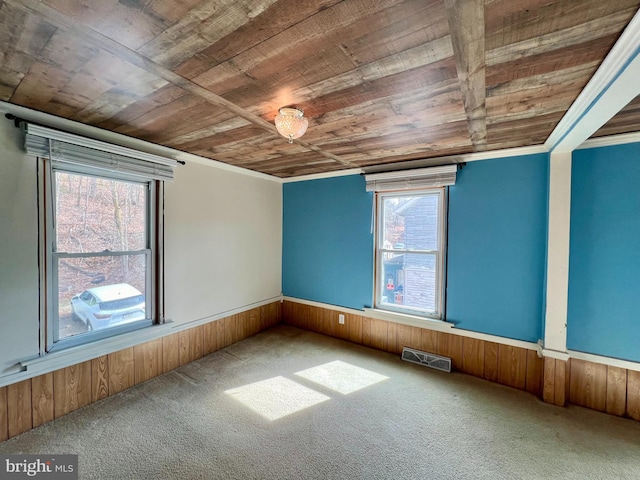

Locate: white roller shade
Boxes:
[364,164,457,192]
[24,123,178,182]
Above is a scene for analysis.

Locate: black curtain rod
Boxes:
[4,113,186,165]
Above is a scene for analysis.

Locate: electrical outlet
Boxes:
[338,314,345,325]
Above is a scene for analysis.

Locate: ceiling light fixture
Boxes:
[274,107,308,143]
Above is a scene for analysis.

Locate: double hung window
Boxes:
[366,165,456,320]
[24,123,176,351]
[375,190,446,319]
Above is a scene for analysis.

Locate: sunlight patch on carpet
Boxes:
[224,376,330,421]
[295,360,389,395]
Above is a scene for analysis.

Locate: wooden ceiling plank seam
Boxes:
[486,8,637,66]
[138,0,279,68]
[445,0,487,151]
[4,0,358,169]
[173,0,345,79]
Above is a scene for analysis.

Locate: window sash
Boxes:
[43,160,158,351]
[375,189,446,319]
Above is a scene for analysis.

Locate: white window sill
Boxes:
[362,308,454,332]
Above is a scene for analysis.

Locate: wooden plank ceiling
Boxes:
[0,0,639,178]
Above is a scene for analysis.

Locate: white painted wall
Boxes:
[0,116,283,379]
[164,161,282,324]
[0,118,40,376]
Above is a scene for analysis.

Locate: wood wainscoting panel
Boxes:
[555,359,568,407]
[203,321,217,356]
[224,315,237,347]
[396,324,422,353]
[525,350,543,398]
[236,311,248,342]
[322,308,338,338]
[461,337,485,378]
[0,386,7,442]
[108,348,135,395]
[215,318,225,351]
[368,319,389,351]
[162,332,180,373]
[626,370,640,421]
[179,326,204,366]
[248,307,261,337]
[497,344,527,390]
[606,366,627,417]
[543,357,556,404]
[7,380,32,438]
[347,313,363,344]
[437,332,463,371]
[53,361,92,419]
[260,302,281,330]
[484,342,499,382]
[386,322,398,355]
[91,356,109,402]
[421,329,438,355]
[31,373,54,428]
[310,305,324,334]
[569,359,607,412]
[134,338,163,384]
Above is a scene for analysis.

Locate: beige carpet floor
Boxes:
[2,325,640,479]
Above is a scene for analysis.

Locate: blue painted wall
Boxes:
[568,143,640,362]
[283,154,549,343]
[446,154,549,342]
[282,175,373,309]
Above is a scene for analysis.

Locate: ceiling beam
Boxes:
[546,8,640,153]
[4,0,359,168]
[445,0,487,151]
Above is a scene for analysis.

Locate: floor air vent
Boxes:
[401,347,451,373]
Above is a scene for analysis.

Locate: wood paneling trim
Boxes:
[53,361,92,419]
[91,356,109,402]
[7,380,32,438]
[461,337,484,378]
[162,333,180,373]
[0,387,7,442]
[627,370,640,421]
[606,366,627,417]
[31,373,54,428]
[108,348,135,395]
[569,359,607,412]
[497,344,527,390]
[134,339,163,385]
[0,306,281,442]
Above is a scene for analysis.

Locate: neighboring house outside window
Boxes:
[375,189,446,319]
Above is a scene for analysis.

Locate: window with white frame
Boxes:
[46,168,156,347]
[23,123,176,351]
[366,165,456,320]
[375,190,446,318]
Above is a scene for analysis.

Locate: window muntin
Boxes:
[46,168,155,349]
[375,190,445,318]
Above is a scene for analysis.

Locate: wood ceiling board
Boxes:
[485,0,639,51]
[196,0,431,97]
[165,117,253,147]
[174,0,344,79]
[42,0,170,51]
[96,84,187,131]
[338,1,448,66]
[0,0,638,177]
[486,9,637,67]
[446,0,486,150]
[487,112,565,146]
[138,0,279,69]
[486,35,619,88]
